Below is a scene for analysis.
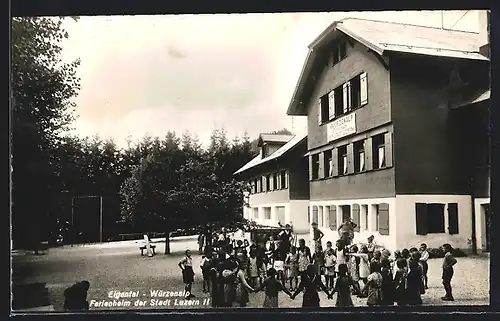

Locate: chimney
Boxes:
[478,10,489,46]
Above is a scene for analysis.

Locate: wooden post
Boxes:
[144,234,153,257]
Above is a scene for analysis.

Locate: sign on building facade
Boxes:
[327,113,356,142]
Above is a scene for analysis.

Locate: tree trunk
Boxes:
[164,230,171,255]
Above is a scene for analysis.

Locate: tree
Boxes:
[11,17,80,249]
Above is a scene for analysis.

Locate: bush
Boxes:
[427,247,468,259]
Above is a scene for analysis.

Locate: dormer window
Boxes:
[332,41,347,66]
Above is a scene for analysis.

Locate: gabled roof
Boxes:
[234,133,307,175]
[287,17,489,116]
[259,134,293,144]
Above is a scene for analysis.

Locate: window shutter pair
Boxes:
[378,203,390,235]
[352,204,360,232]
[329,206,337,231]
[415,203,458,235]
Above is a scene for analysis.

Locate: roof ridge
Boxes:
[339,17,480,35]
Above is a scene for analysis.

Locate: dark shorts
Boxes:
[182,267,194,284]
[442,268,454,282]
[421,261,429,275]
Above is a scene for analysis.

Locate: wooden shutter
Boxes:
[360,72,368,106]
[328,91,335,119]
[312,207,318,224]
[352,204,360,232]
[331,148,339,176]
[384,132,393,167]
[329,206,337,230]
[342,83,349,113]
[269,175,274,190]
[317,99,322,124]
[447,203,459,235]
[309,156,313,181]
[276,174,281,190]
[318,152,325,179]
[378,203,390,235]
[415,203,428,235]
[262,176,267,192]
[284,171,288,188]
[347,144,355,174]
[364,138,373,171]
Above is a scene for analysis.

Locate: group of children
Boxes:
[181,232,459,307]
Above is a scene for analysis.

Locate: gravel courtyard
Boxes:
[11,236,490,311]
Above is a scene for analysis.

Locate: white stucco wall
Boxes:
[474,198,490,252]
[244,200,310,235]
[309,197,397,251]
[395,195,473,251]
[288,200,310,234]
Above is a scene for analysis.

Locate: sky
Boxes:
[60,10,484,148]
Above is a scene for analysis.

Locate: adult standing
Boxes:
[197,232,205,255]
[366,235,376,261]
[338,218,357,246]
[278,224,294,254]
[297,239,312,281]
[311,222,324,250]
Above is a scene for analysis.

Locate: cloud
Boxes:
[167,45,188,59]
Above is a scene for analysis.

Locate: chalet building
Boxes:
[286,17,490,252]
[234,133,310,233]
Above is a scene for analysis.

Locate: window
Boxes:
[354,140,365,173]
[324,150,333,178]
[250,180,256,194]
[307,206,310,223]
[280,171,288,189]
[372,134,386,169]
[319,95,330,124]
[333,86,344,117]
[273,173,279,190]
[256,178,262,193]
[253,208,259,219]
[262,145,269,158]
[349,72,368,109]
[362,205,369,231]
[341,205,351,222]
[415,203,452,235]
[332,41,347,66]
[318,207,324,227]
[311,154,320,179]
[266,174,271,191]
[264,207,271,220]
[337,146,348,176]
